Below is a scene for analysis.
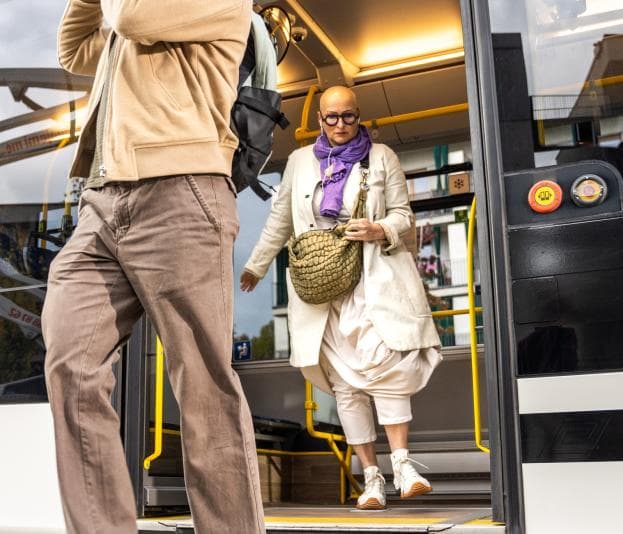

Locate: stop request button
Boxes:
[528,180,563,213]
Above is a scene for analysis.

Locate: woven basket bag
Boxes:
[288,160,369,305]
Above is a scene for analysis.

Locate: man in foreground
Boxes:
[43,1,265,532]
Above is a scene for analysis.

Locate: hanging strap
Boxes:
[353,154,370,219]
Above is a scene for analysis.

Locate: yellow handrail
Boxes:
[305,381,362,499]
[433,307,482,318]
[305,381,346,443]
[257,449,334,457]
[467,198,490,454]
[144,337,165,469]
[296,102,469,144]
[295,84,320,147]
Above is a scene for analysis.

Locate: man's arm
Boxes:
[101,0,251,45]
[58,0,110,75]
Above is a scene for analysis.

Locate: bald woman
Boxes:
[241,86,442,509]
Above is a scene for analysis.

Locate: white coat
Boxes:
[245,143,441,375]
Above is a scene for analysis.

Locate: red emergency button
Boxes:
[528,180,563,213]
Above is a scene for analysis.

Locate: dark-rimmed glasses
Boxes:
[320,112,359,126]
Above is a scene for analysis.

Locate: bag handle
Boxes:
[353,154,370,219]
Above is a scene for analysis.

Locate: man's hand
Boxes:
[240,270,261,292]
[345,219,386,242]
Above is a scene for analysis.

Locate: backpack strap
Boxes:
[238,30,256,90]
[236,93,290,129]
[250,178,274,201]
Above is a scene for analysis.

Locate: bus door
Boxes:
[463,1,623,533]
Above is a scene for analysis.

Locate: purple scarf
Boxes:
[313,126,372,218]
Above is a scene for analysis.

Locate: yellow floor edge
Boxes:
[264,516,447,525]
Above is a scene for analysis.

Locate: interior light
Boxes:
[357,49,465,79]
[359,30,463,68]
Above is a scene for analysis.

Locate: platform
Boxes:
[138,505,505,533]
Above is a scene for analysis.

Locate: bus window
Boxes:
[233,172,289,362]
[0,1,92,404]
[488,0,623,173]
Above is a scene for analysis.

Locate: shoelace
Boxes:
[364,472,385,495]
[403,457,429,471]
[395,458,429,485]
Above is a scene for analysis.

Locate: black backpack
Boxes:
[230,29,289,200]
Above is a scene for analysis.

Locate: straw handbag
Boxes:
[288,158,369,305]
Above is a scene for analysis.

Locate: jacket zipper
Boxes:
[65,34,108,177]
[99,34,121,179]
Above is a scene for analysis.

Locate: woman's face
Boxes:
[318,98,360,146]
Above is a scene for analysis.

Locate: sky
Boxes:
[0,0,277,338]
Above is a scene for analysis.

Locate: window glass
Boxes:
[233,172,287,361]
[401,143,481,347]
[1,1,91,403]
[488,0,623,170]
[488,0,623,375]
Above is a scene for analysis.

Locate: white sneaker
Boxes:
[356,465,386,510]
[390,448,432,498]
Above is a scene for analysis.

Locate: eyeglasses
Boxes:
[320,112,359,126]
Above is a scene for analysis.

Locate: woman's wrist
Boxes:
[374,223,388,242]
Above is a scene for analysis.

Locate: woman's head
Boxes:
[317,86,360,146]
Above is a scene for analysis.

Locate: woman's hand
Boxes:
[344,219,387,242]
[240,270,261,292]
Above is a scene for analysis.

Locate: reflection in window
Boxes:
[488,0,623,172]
[1,1,93,403]
[0,289,46,402]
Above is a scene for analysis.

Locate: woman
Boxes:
[241,85,442,509]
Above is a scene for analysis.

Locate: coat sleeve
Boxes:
[375,146,413,252]
[58,0,110,75]
[101,0,251,45]
[244,155,295,279]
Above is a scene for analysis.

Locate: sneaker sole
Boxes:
[356,498,386,510]
[401,482,432,499]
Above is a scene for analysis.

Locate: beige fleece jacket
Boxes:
[58,0,252,182]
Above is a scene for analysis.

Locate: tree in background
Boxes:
[251,320,274,361]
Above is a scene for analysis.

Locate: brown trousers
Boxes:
[42,175,265,534]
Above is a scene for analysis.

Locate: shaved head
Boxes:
[317,86,360,146]
[319,85,358,113]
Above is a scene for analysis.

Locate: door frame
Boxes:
[459,0,525,531]
[123,316,150,516]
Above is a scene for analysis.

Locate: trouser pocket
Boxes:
[185,174,219,228]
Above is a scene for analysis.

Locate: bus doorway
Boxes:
[2,1,622,533]
[125,0,502,531]
[0,0,498,532]
[120,0,623,531]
